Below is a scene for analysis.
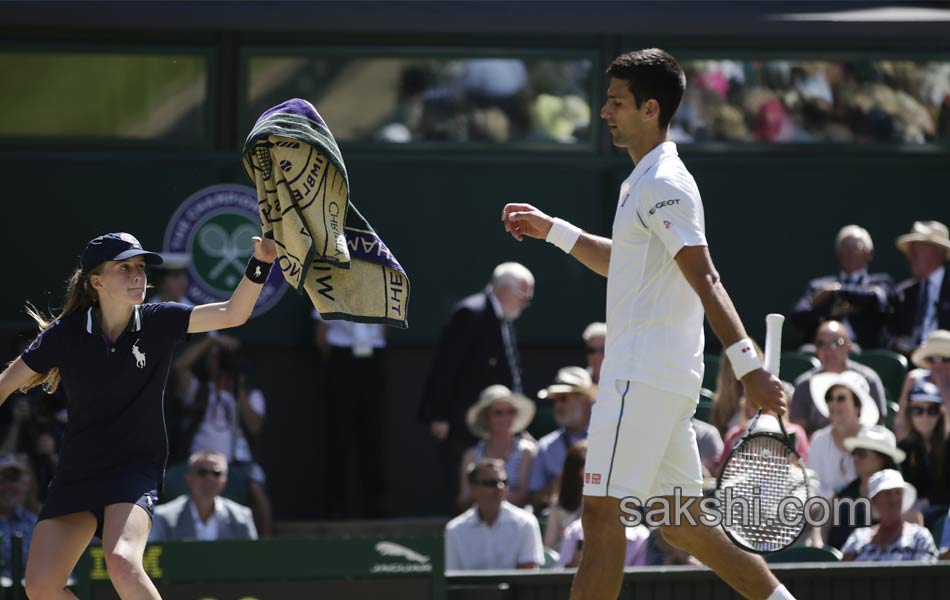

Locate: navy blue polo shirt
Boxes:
[21,302,192,485]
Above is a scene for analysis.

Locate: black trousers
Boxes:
[322,346,388,518]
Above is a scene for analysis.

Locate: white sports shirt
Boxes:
[600,141,707,399]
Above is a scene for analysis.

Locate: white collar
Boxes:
[626,141,678,190]
[487,289,504,320]
[840,269,868,283]
[926,266,945,290]
[85,305,143,335]
[189,496,222,525]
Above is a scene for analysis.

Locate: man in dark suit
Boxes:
[419,262,534,514]
[890,221,950,356]
[791,225,893,350]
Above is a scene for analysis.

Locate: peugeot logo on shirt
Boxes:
[649,199,680,215]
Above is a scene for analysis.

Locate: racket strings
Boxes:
[718,436,808,552]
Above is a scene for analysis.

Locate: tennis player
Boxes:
[502,49,795,600]
[0,232,276,599]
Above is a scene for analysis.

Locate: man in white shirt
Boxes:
[150,451,258,542]
[444,458,543,571]
[501,49,793,600]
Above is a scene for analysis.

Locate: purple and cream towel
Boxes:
[242,99,409,327]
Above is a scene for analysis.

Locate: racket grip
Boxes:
[764,313,785,377]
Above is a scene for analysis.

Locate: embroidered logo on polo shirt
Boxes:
[132,339,146,369]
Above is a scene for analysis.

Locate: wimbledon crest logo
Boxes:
[163,184,287,316]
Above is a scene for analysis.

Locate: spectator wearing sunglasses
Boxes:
[150,451,257,542]
[582,322,606,385]
[444,458,543,571]
[791,224,893,350]
[790,321,886,435]
[897,380,950,526]
[806,372,879,498]
[826,426,909,549]
[896,330,950,440]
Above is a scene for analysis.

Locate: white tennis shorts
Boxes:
[583,379,703,500]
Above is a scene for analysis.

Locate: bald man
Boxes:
[790,321,886,434]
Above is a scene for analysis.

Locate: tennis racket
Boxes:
[716,313,810,554]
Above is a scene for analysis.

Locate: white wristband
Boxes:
[725,338,762,380]
[545,218,582,254]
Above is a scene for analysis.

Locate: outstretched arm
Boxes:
[188,236,278,333]
[675,245,786,414]
[501,203,611,277]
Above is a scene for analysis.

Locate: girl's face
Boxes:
[90,257,147,307]
[487,401,516,436]
[909,401,942,437]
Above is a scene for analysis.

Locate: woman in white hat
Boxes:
[457,385,538,511]
[896,329,950,440]
[841,469,937,562]
[897,380,950,525]
[806,371,879,498]
[826,425,908,549]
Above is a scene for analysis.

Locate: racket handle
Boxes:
[764,313,785,377]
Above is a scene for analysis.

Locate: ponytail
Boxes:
[19,266,100,393]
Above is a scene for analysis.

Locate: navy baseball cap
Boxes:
[80,233,163,274]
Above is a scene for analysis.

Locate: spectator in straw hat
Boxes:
[527,367,594,512]
[890,221,950,355]
[895,329,950,440]
[841,469,937,562]
[827,425,910,549]
[457,385,537,511]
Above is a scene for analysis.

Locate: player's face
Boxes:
[92,257,148,306]
[600,77,651,149]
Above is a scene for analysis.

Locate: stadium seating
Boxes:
[851,349,909,402]
[541,546,560,569]
[779,352,820,383]
[160,462,248,505]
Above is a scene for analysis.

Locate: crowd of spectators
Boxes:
[4,218,949,573]
[671,60,950,144]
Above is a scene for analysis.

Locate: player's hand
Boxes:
[741,369,787,415]
[430,421,450,442]
[253,235,278,263]
[501,203,554,242]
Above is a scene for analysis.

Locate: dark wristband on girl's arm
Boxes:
[245,256,273,284]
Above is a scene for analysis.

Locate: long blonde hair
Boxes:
[20,266,101,393]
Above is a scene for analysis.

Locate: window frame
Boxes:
[0,43,217,150]
[238,45,602,154]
